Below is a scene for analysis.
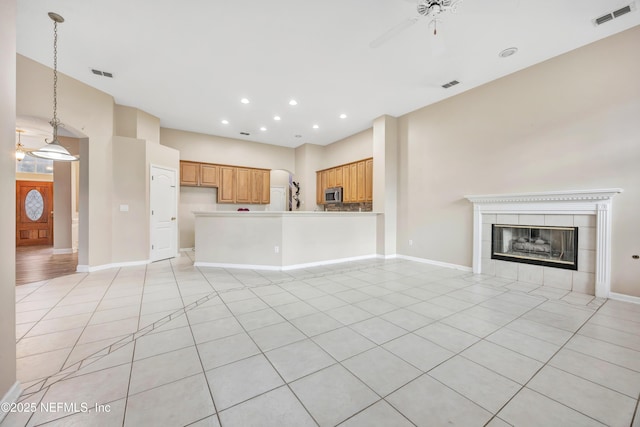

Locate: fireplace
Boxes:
[464,189,623,298]
[492,224,578,270]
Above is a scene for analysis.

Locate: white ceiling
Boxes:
[16,0,640,148]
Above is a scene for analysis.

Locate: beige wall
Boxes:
[294,143,325,211]
[0,0,17,406]
[396,26,640,297]
[17,55,115,268]
[161,127,295,172]
[320,128,373,170]
[114,105,160,143]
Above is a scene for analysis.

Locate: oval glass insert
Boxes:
[25,189,44,221]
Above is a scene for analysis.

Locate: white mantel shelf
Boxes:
[464,189,623,298]
[193,211,380,217]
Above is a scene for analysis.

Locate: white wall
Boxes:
[396,26,640,297]
[0,0,17,407]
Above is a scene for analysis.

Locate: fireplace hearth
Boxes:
[492,224,578,270]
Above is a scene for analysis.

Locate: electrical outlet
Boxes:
[274,246,279,253]
[409,240,413,246]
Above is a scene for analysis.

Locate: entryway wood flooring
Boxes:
[15,245,78,286]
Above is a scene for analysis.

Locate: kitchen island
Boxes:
[193,211,381,270]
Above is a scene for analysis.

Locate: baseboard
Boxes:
[52,248,73,255]
[195,254,379,271]
[377,254,398,260]
[180,247,195,252]
[0,381,22,423]
[609,292,640,305]
[76,259,151,273]
[396,254,473,272]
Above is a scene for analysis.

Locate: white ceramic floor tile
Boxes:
[125,374,216,427]
[528,366,636,427]
[486,328,560,363]
[387,374,492,427]
[265,339,335,382]
[498,388,605,427]
[219,386,316,427]
[273,301,319,320]
[248,322,306,352]
[342,347,422,396]
[191,316,244,344]
[198,332,260,371]
[564,334,640,372]
[325,305,374,325]
[206,354,284,410]
[349,317,407,345]
[290,312,343,337]
[505,318,573,346]
[461,340,543,385]
[133,325,194,361]
[380,308,434,331]
[382,333,454,372]
[414,322,479,353]
[312,327,376,361]
[235,307,285,331]
[129,345,202,395]
[339,400,413,427]
[290,364,379,427]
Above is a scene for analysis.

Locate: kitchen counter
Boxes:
[193,211,382,270]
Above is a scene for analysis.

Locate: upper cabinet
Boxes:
[180,160,271,204]
[316,158,373,205]
[180,161,200,186]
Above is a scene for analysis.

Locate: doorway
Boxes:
[150,165,178,262]
[16,181,53,246]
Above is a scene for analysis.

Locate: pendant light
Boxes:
[28,12,78,162]
[15,130,26,161]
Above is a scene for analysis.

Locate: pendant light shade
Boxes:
[15,130,26,161]
[28,12,79,162]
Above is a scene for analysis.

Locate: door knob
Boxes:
[171,217,176,221]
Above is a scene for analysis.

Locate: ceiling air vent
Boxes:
[441,80,460,89]
[240,132,250,136]
[91,68,114,78]
[593,2,636,26]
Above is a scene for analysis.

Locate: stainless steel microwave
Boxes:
[324,187,343,203]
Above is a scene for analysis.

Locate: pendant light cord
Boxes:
[50,19,60,142]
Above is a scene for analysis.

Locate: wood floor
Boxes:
[16,245,78,286]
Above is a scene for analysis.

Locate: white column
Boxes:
[595,202,612,298]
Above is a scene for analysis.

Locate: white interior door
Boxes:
[268,186,286,211]
[150,165,177,262]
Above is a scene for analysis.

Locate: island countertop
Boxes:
[193,211,382,270]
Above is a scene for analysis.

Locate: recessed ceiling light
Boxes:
[339,114,347,119]
[499,47,518,58]
[312,124,319,129]
[260,127,267,131]
[274,116,281,121]
[289,99,298,106]
[240,98,250,104]
[221,119,229,125]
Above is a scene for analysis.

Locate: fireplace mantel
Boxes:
[464,189,623,298]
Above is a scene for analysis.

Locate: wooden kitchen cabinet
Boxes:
[200,164,219,187]
[261,170,270,204]
[342,165,350,202]
[315,158,373,204]
[180,161,200,186]
[356,161,366,202]
[235,168,251,203]
[365,158,373,202]
[218,166,236,203]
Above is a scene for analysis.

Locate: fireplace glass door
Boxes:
[491,224,578,270]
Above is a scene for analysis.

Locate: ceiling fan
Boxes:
[370,0,463,48]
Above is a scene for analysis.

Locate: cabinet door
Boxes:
[200,164,219,187]
[342,165,350,202]
[316,172,323,205]
[357,161,366,202]
[235,168,251,203]
[365,159,373,202]
[261,170,270,204]
[218,166,236,203]
[180,161,199,186]
[327,169,336,188]
[349,163,358,203]
[335,167,343,187]
[250,169,262,203]
[321,171,328,195]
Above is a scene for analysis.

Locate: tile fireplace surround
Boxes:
[465,189,623,299]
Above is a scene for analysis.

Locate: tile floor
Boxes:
[3,253,640,426]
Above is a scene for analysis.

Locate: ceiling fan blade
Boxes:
[369,17,420,48]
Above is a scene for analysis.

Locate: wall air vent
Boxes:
[240,132,250,136]
[593,2,636,26]
[91,68,114,78]
[442,80,460,89]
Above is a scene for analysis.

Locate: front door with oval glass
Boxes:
[16,181,54,246]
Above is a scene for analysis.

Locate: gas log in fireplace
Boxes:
[491,224,578,270]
